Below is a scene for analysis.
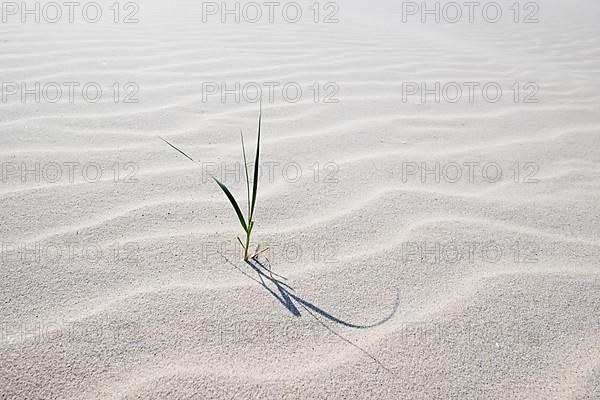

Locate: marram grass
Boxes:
[160,110,266,264]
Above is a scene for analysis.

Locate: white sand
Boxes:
[1,0,600,398]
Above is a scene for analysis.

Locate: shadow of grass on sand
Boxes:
[218,251,399,371]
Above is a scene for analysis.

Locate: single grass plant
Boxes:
[160,109,269,266]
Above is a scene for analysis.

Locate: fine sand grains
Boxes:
[1,0,599,399]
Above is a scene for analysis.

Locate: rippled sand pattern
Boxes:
[1,0,599,399]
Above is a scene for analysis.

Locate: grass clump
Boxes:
[160,110,266,263]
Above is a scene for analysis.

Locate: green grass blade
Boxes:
[240,129,251,222]
[249,111,261,222]
[159,136,195,162]
[212,176,248,232]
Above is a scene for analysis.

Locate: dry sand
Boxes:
[1,0,599,399]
